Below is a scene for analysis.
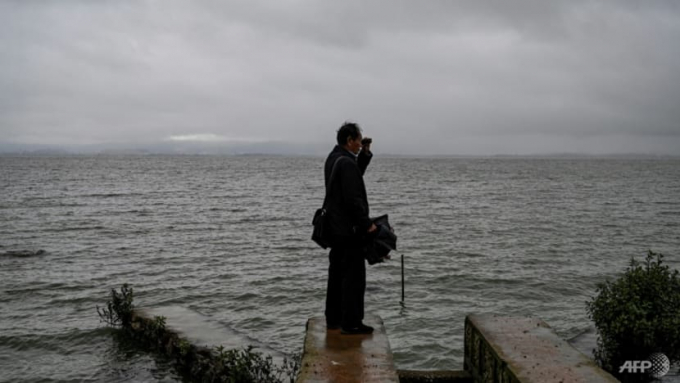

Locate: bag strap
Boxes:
[322,156,345,209]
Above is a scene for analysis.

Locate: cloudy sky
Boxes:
[1,1,679,155]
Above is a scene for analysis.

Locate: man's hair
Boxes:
[336,122,362,146]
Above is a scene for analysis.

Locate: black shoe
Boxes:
[326,323,341,330]
[341,323,374,335]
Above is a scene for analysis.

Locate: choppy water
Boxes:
[1,155,679,382]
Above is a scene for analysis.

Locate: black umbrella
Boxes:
[365,214,397,264]
[365,215,405,304]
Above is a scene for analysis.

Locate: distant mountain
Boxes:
[0,140,330,156]
[0,141,677,158]
[0,143,71,155]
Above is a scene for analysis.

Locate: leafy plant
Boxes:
[178,339,193,358]
[97,283,134,327]
[143,315,166,343]
[586,250,680,382]
[207,346,301,383]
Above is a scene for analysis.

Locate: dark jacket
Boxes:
[324,145,373,245]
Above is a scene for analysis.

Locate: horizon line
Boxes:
[1,149,678,159]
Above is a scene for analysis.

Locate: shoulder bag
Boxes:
[311,157,344,249]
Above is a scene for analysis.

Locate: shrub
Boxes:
[586,250,680,382]
[203,346,300,383]
[97,283,134,327]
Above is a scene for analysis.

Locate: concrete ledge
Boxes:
[296,315,399,383]
[464,314,619,383]
[130,306,296,382]
[138,305,284,363]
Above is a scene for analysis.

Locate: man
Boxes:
[323,122,377,335]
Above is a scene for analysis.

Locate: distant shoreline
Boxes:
[1,151,678,159]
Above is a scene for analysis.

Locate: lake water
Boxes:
[1,155,679,382]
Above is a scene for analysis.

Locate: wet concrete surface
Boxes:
[397,369,473,382]
[297,314,399,383]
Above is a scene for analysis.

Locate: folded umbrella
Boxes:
[365,214,397,265]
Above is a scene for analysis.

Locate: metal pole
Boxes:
[401,253,405,303]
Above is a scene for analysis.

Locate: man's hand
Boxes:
[361,137,372,153]
[368,223,377,233]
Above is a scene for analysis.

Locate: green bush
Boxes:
[202,345,300,383]
[586,250,680,382]
[97,283,134,327]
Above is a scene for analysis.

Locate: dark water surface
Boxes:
[1,155,679,382]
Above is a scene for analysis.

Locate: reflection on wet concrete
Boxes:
[297,315,399,383]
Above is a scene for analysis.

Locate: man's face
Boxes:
[347,134,363,155]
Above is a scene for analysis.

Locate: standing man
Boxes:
[323,122,377,335]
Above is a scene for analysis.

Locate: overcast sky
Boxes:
[1,1,679,155]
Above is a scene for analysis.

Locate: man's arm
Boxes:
[338,160,374,234]
[357,139,372,176]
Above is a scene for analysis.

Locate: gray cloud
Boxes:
[1,0,679,154]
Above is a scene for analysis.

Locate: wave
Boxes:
[0,327,114,352]
[0,249,46,258]
[82,192,144,198]
[41,226,105,233]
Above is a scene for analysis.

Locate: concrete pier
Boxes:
[296,314,400,383]
[137,306,285,363]
[139,306,249,350]
[464,314,619,383]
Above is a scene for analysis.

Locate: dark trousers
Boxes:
[325,245,366,328]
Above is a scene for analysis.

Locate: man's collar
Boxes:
[340,146,358,159]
